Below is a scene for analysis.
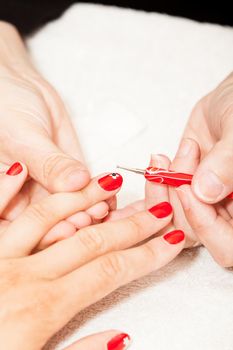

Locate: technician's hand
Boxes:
[181,72,233,203]
[0,21,110,229]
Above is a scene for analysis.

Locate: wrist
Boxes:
[0,21,38,78]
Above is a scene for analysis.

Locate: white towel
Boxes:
[27,4,233,349]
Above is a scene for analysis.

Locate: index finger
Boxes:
[0,172,123,258]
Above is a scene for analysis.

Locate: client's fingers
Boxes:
[177,185,233,267]
[86,201,109,220]
[36,201,109,250]
[169,138,201,245]
[145,154,170,208]
[35,220,77,251]
[63,331,131,350]
[106,200,144,222]
[67,212,92,229]
[0,173,123,258]
[108,154,171,222]
[0,162,28,215]
[55,229,185,323]
[33,201,173,278]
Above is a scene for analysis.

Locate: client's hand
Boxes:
[0,167,185,349]
[107,139,201,247]
[0,163,120,250]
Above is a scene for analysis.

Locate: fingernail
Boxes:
[194,170,224,202]
[149,201,173,218]
[107,333,131,350]
[151,154,161,166]
[6,162,23,176]
[163,229,185,244]
[94,210,109,219]
[98,173,123,191]
[151,154,165,167]
[176,138,193,157]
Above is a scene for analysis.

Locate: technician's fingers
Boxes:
[177,185,233,267]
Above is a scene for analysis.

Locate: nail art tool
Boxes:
[117,165,233,199]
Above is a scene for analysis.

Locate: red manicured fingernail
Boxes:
[163,230,185,244]
[149,201,173,218]
[98,173,123,191]
[107,333,131,350]
[6,162,23,176]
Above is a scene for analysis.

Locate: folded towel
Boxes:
[28,4,233,349]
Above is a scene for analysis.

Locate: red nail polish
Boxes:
[6,162,23,176]
[149,201,173,218]
[98,173,123,191]
[163,230,185,244]
[107,333,131,350]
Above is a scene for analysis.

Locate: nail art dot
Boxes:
[111,172,121,179]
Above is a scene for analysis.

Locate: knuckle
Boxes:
[0,260,22,287]
[38,283,60,310]
[141,243,157,261]
[126,216,141,240]
[77,226,105,254]
[25,201,55,225]
[100,253,126,281]
[43,153,76,184]
[25,282,60,320]
[79,188,92,207]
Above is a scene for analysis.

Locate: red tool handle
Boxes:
[144,167,233,199]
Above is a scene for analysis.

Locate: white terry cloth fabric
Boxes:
[27,4,233,349]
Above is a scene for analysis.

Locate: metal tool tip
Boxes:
[116,165,145,175]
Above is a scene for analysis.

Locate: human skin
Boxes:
[182,73,233,204]
[160,73,233,266]
[109,73,233,266]
[0,21,114,242]
[0,164,185,349]
[107,140,201,247]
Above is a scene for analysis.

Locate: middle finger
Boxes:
[31,201,174,278]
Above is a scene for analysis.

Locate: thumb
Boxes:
[192,131,233,203]
[18,134,90,193]
[63,331,131,350]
